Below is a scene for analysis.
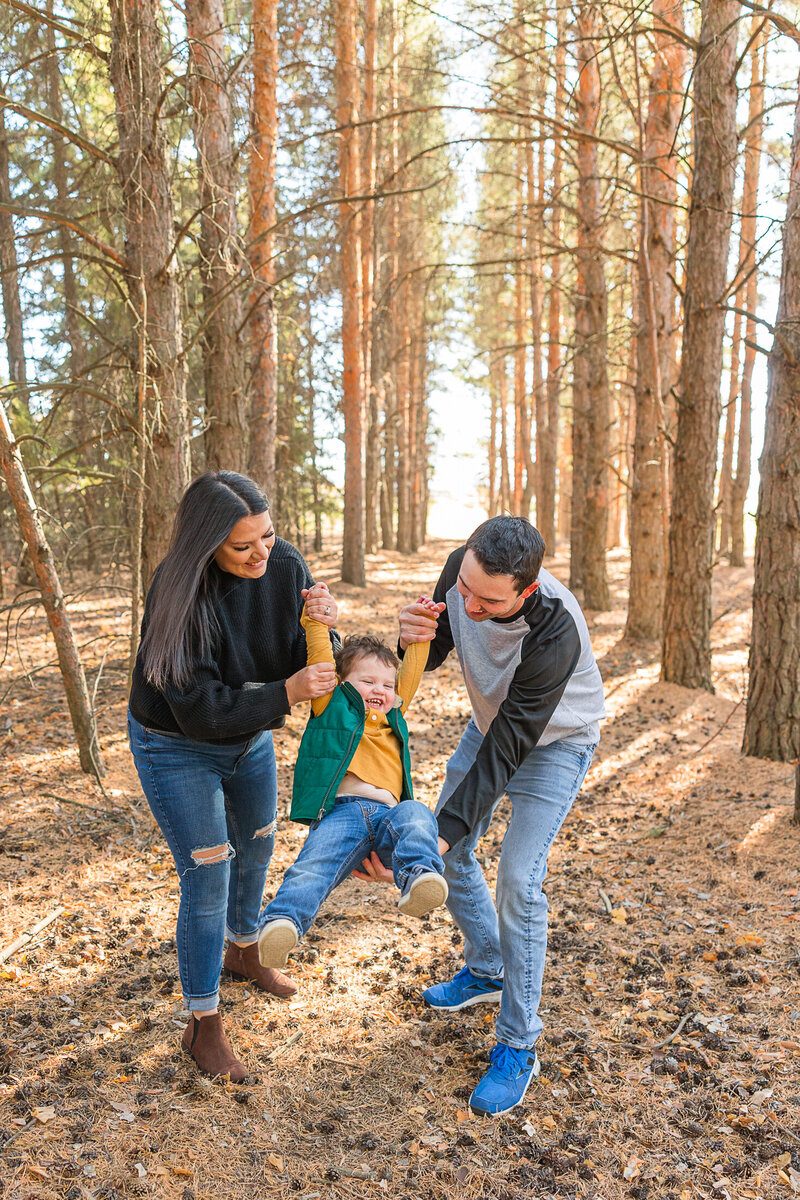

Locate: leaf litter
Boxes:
[1,544,799,1199]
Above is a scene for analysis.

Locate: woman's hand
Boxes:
[285,663,337,706]
[301,581,338,628]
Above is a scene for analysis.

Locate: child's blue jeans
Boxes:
[261,796,444,936]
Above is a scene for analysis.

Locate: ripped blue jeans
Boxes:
[127,712,278,1011]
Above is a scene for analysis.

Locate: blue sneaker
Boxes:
[422,965,503,1011]
[469,1043,541,1116]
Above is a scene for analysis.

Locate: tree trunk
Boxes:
[525,32,545,525]
[186,0,247,473]
[336,0,365,585]
[570,1,610,610]
[45,2,105,571]
[109,0,190,588]
[248,0,279,498]
[626,0,685,639]
[513,188,528,517]
[411,290,428,549]
[380,381,396,550]
[395,249,412,553]
[488,349,499,514]
[362,0,378,553]
[380,7,398,552]
[729,26,765,567]
[541,6,567,555]
[742,72,800,762]
[0,398,105,777]
[499,351,511,513]
[0,98,28,415]
[717,307,740,558]
[661,0,738,688]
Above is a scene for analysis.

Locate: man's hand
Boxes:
[285,662,337,706]
[438,836,450,856]
[351,850,395,884]
[398,593,446,651]
[301,581,338,628]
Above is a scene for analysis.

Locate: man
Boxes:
[399,516,605,1116]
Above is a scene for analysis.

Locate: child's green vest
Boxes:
[290,681,414,824]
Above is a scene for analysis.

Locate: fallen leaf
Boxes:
[268,1154,284,1172]
[623,1154,643,1180]
[26,1164,48,1180]
[31,1106,56,1123]
[736,932,763,946]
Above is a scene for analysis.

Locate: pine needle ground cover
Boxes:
[1,543,798,1200]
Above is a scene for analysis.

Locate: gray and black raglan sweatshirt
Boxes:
[423,546,606,849]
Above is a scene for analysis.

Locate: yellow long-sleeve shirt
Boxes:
[302,612,428,805]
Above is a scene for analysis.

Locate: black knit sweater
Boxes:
[129,538,315,744]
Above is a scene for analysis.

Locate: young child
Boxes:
[257,586,448,969]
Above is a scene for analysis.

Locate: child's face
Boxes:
[342,653,397,714]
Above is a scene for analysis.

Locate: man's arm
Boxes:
[436,619,581,850]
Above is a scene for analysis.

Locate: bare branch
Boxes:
[0,94,115,165]
[0,200,127,269]
[4,1,108,60]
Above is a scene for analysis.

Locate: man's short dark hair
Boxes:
[465,516,545,592]
[335,635,399,680]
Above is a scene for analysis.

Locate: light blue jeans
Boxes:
[128,712,278,1012]
[437,719,596,1049]
[261,796,444,937]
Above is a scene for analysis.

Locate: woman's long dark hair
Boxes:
[140,471,270,691]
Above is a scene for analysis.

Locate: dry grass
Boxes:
[1,542,799,1200]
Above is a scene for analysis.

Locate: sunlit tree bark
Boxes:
[0,98,27,413]
[363,0,379,554]
[248,0,278,498]
[729,26,765,567]
[743,71,800,761]
[336,0,365,584]
[662,0,738,688]
[570,1,610,609]
[541,6,567,555]
[186,0,247,472]
[109,0,190,587]
[626,0,685,638]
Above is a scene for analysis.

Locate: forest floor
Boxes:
[1,541,799,1200]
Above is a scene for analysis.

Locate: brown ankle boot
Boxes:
[181,1013,248,1083]
[223,941,298,998]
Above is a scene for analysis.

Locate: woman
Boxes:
[128,471,337,1081]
